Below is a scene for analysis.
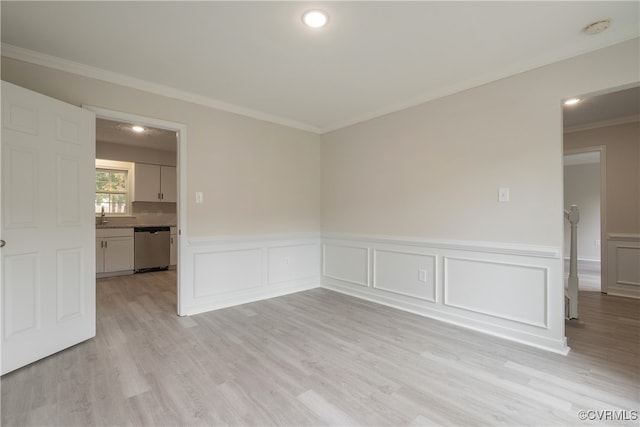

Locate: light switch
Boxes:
[195,192,204,204]
[498,187,510,202]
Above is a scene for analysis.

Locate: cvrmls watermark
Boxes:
[577,410,638,422]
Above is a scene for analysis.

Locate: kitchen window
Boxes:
[95,159,134,216]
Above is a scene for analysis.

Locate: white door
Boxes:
[1,81,96,375]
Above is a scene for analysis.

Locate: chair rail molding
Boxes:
[321,233,567,355]
[180,233,321,315]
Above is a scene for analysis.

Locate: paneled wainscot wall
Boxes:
[607,234,640,298]
[321,234,567,354]
[178,233,567,354]
[180,234,321,315]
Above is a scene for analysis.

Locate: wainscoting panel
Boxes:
[607,234,640,298]
[373,249,437,302]
[444,257,547,328]
[180,234,321,315]
[322,244,370,287]
[321,234,566,354]
[268,244,320,285]
[193,248,263,298]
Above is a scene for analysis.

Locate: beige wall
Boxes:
[321,39,639,247]
[563,162,601,260]
[2,39,638,245]
[564,122,640,235]
[1,58,322,237]
[97,141,177,167]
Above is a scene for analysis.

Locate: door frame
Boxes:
[563,146,607,293]
[83,106,188,315]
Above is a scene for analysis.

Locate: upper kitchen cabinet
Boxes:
[134,163,176,202]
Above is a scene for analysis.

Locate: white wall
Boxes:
[1,57,323,237]
[563,161,601,261]
[1,55,323,317]
[564,122,640,235]
[564,121,640,297]
[2,39,638,351]
[320,39,639,353]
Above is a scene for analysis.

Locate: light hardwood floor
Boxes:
[2,271,639,426]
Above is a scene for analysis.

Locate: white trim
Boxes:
[82,105,188,315]
[180,235,321,316]
[564,114,640,134]
[4,44,321,134]
[320,36,640,133]
[188,231,321,246]
[321,281,569,356]
[321,234,567,355]
[321,232,560,259]
[563,145,607,294]
[608,233,640,242]
[5,36,640,135]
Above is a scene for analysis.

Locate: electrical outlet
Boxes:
[284,257,290,265]
[595,239,601,247]
[195,192,203,204]
[418,269,428,283]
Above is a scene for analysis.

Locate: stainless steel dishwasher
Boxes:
[134,226,170,272]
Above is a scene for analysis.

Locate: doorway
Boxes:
[563,150,604,292]
[84,106,187,315]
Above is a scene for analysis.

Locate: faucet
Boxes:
[99,206,108,226]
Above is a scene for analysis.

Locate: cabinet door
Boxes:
[160,166,177,203]
[170,234,177,266]
[134,163,160,202]
[96,240,105,273]
[104,237,134,272]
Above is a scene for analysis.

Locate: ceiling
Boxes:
[97,119,177,152]
[563,86,640,129]
[2,1,639,133]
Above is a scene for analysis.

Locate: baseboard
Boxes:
[321,280,569,355]
[179,233,322,316]
[183,279,321,316]
[321,233,568,355]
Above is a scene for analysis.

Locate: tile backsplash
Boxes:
[97,202,177,227]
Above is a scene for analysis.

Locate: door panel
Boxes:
[4,146,38,228]
[1,81,96,375]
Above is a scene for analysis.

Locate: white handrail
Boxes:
[564,205,579,319]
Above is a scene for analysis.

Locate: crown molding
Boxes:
[564,114,640,134]
[1,43,323,134]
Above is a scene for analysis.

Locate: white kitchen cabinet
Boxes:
[96,228,134,277]
[134,163,176,202]
[169,227,177,267]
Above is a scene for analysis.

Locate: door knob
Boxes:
[0,240,5,248]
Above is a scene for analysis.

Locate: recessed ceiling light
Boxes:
[563,98,581,106]
[132,125,145,133]
[583,19,611,35]
[302,10,328,28]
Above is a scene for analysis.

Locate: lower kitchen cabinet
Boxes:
[96,228,134,277]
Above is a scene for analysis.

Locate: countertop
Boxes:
[96,224,176,229]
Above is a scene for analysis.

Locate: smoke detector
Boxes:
[583,19,611,35]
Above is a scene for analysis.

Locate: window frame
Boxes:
[95,159,135,217]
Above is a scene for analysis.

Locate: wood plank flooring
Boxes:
[2,271,639,426]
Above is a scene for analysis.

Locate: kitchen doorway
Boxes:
[563,149,604,292]
[84,106,187,315]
